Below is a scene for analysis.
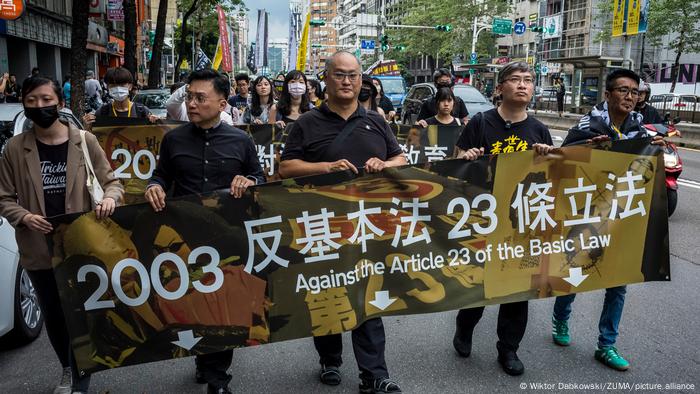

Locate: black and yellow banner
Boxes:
[49,138,669,374]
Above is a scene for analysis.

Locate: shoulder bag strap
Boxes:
[321,109,365,162]
[80,130,98,185]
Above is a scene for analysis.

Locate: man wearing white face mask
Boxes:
[269,70,314,129]
[83,67,158,129]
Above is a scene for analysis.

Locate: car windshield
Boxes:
[454,86,488,103]
[134,92,169,109]
[379,79,405,95]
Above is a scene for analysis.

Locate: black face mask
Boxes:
[436,82,453,89]
[25,105,59,129]
[359,88,373,102]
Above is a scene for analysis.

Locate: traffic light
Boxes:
[310,19,326,27]
[381,34,389,51]
[395,45,406,51]
[435,24,452,32]
[530,24,544,33]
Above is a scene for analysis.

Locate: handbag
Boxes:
[79,130,105,207]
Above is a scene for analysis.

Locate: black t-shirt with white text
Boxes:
[36,139,68,217]
[456,108,552,155]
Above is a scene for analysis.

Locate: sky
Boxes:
[243,0,289,44]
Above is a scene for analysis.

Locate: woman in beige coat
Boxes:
[0,77,123,394]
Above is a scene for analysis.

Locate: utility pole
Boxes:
[378,0,386,62]
[470,17,491,86]
[622,34,633,70]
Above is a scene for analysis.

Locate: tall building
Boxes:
[268,39,289,74]
[309,0,339,72]
[334,0,378,69]
[232,13,250,73]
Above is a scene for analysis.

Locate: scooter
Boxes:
[642,116,683,216]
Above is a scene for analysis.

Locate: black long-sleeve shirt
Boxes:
[148,121,265,197]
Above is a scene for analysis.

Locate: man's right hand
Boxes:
[145,185,166,212]
[457,147,484,161]
[21,213,53,234]
[327,159,358,174]
[417,119,428,128]
[587,135,611,144]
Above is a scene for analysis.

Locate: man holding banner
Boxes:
[453,62,554,376]
[553,68,664,372]
[145,69,265,394]
[280,51,407,394]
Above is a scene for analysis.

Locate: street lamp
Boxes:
[470,17,492,86]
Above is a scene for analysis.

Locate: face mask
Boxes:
[288,82,307,97]
[25,105,59,129]
[358,88,373,102]
[436,81,453,89]
[109,86,130,101]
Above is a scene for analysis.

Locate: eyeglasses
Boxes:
[611,86,640,97]
[329,72,361,82]
[504,76,534,86]
[184,92,209,104]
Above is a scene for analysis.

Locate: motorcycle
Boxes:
[642,116,683,216]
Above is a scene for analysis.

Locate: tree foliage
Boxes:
[646,0,700,92]
[386,0,510,68]
[173,0,245,77]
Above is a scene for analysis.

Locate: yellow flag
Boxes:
[296,12,311,72]
[213,38,223,70]
[626,0,641,35]
[612,0,626,37]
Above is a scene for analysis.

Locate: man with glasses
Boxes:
[553,68,662,372]
[145,69,265,394]
[452,62,554,376]
[280,51,406,394]
[166,73,235,125]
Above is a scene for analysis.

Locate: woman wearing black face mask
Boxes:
[359,75,386,120]
[0,77,123,394]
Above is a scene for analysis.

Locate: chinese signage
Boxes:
[49,139,669,375]
[0,0,25,21]
[542,14,562,40]
[612,0,647,37]
[367,60,401,76]
[492,18,513,35]
[107,0,123,22]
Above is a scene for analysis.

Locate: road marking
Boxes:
[678,179,700,190]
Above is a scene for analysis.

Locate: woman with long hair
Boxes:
[242,75,275,124]
[307,79,323,107]
[359,75,386,119]
[0,76,123,394]
[372,77,396,121]
[269,70,313,128]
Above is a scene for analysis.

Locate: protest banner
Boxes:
[48,139,669,374]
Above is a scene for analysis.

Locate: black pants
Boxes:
[27,269,90,391]
[557,97,564,112]
[313,317,388,381]
[196,350,233,388]
[456,301,528,353]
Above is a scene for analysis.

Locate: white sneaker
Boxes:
[53,367,72,394]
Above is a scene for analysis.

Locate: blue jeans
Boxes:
[553,286,627,348]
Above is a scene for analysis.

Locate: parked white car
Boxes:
[0,103,82,344]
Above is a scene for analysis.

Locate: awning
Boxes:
[545,55,624,69]
[86,42,106,53]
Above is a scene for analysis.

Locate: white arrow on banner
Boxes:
[369,291,397,310]
[171,330,202,351]
[563,267,589,287]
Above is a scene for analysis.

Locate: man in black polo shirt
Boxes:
[145,69,264,394]
[280,51,406,394]
[416,68,469,127]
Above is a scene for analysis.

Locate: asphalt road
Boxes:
[1,143,699,394]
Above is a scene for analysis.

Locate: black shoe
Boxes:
[453,326,473,357]
[319,364,341,386]
[498,350,525,376]
[360,377,402,394]
[195,367,206,384]
[206,385,232,394]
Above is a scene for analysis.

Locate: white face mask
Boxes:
[109,86,130,102]
[288,82,306,97]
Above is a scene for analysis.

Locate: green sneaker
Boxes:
[595,346,630,371]
[552,317,570,346]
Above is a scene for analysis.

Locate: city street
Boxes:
[1,144,698,394]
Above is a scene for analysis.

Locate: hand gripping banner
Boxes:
[48,138,669,374]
